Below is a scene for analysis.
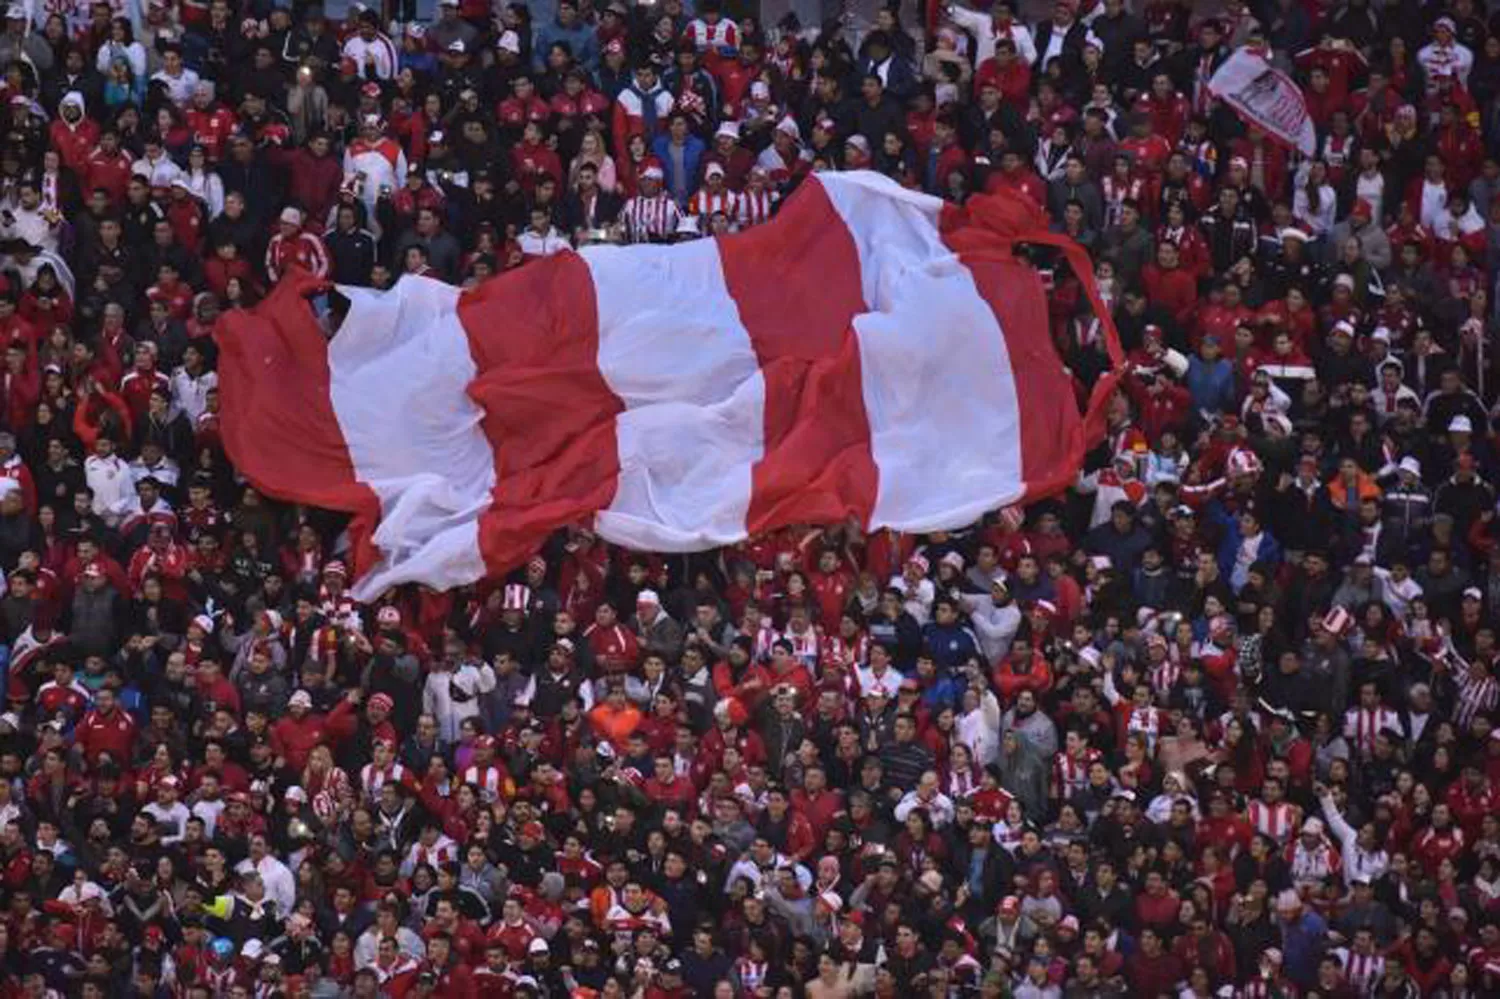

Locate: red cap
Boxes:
[1352,198,1373,221]
[520,820,545,839]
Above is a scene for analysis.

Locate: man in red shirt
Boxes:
[74,685,135,765]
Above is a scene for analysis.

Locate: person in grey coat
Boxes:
[996,729,1048,821]
[68,568,121,658]
[1327,201,1392,270]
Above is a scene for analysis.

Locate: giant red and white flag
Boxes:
[218,172,1123,599]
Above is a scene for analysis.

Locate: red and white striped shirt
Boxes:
[1454,662,1500,730]
[1052,748,1101,799]
[359,761,410,803]
[1150,660,1182,701]
[1334,948,1384,996]
[461,764,507,804]
[1248,799,1298,844]
[620,193,682,243]
[688,188,739,222]
[1343,706,1400,757]
[735,188,776,229]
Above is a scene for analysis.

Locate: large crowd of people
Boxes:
[2,0,1500,997]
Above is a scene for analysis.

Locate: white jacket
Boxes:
[85,454,135,527]
[423,660,497,743]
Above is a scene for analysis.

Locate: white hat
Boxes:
[1279,227,1309,242]
[1301,817,1324,836]
[750,81,770,100]
[715,121,740,141]
[775,115,800,139]
[528,937,550,954]
[640,164,664,181]
[817,890,843,911]
[1399,456,1422,477]
[288,690,313,708]
[285,785,308,802]
[637,589,661,606]
[497,30,521,54]
[1332,274,1356,292]
[446,38,466,53]
[1449,415,1474,433]
[704,162,726,178]
[279,206,303,226]
[192,614,215,634]
[242,939,265,960]
[1371,326,1392,343]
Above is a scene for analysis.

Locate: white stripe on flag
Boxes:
[584,240,765,549]
[331,278,497,598]
[817,173,1026,529]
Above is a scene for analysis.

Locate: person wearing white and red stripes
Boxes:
[734,167,777,229]
[688,162,738,226]
[1452,655,1500,731]
[1343,681,1401,758]
[265,207,329,283]
[1335,932,1386,997]
[618,162,681,244]
[1248,777,1300,845]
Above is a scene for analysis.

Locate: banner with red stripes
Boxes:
[217,172,1125,599]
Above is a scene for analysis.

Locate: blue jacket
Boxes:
[1184,356,1235,414]
[534,19,598,71]
[1210,501,1284,590]
[857,54,919,101]
[921,621,982,673]
[651,134,706,204]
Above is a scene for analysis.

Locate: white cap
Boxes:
[1399,456,1422,476]
[637,589,660,606]
[288,690,312,708]
[528,937,550,954]
[497,30,521,54]
[715,121,740,141]
[775,115,800,139]
[279,206,303,226]
[1449,415,1474,433]
[285,785,308,802]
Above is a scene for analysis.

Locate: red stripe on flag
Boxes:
[459,252,624,576]
[960,255,1082,495]
[214,272,384,576]
[939,196,1114,503]
[719,178,879,534]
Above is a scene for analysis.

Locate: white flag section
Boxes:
[218,172,1126,599]
[1208,47,1318,157]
